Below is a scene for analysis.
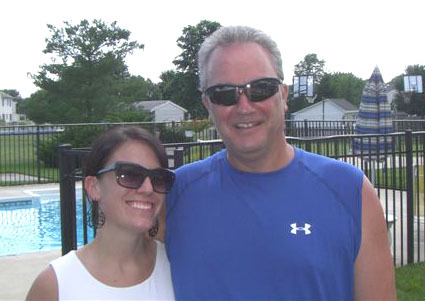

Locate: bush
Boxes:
[156,123,193,143]
[38,126,107,167]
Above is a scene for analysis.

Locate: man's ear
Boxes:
[202,95,210,112]
[84,176,101,201]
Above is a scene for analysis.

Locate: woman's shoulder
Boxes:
[26,265,58,301]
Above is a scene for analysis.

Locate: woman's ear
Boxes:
[84,176,101,201]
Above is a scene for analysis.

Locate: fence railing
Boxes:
[1,119,425,186]
[57,131,424,267]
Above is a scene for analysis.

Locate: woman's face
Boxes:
[91,140,166,233]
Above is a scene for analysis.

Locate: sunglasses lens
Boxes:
[249,78,280,102]
[151,170,175,193]
[206,86,238,106]
[115,163,175,193]
[116,165,146,189]
[205,78,280,106]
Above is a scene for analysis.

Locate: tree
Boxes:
[173,20,221,75]
[316,72,365,107]
[392,65,425,117]
[28,19,143,123]
[294,54,326,83]
[0,89,21,98]
[159,20,221,119]
[159,70,205,118]
[112,76,162,103]
[287,71,364,114]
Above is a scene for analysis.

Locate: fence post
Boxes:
[174,148,184,168]
[36,125,41,183]
[405,130,414,264]
[303,119,308,137]
[172,121,176,143]
[58,144,77,255]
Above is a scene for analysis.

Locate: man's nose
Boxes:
[235,89,255,112]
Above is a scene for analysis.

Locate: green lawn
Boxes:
[0,134,59,183]
[396,262,425,300]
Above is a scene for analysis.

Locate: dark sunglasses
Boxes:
[97,161,175,194]
[204,77,282,106]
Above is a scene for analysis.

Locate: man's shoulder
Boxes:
[174,149,225,183]
[296,148,364,181]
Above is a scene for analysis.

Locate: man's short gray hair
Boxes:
[198,25,284,92]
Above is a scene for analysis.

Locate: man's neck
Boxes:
[227,142,294,173]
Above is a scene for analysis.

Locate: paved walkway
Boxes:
[0,183,60,202]
[0,184,62,300]
[0,250,61,300]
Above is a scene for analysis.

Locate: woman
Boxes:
[27,126,175,300]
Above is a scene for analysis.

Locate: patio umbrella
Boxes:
[354,66,393,159]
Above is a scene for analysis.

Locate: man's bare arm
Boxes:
[354,176,396,300]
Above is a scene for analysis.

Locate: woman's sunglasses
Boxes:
[204,77,282,106]
[97,161,176,194]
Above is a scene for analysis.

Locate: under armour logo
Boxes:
[290,223,312,235]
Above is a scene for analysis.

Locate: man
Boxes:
[166,26,396,300]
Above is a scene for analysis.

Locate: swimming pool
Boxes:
[0,188,94,257]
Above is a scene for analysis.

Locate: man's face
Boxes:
[203,42,288,159]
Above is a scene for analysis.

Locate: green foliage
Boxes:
[294,54,326,83]
[38,126,107,167]
[112,76,162,103]
[316,72,365,107]
[173,20,221,74]
[396,262,425,300]
[287,95,311,113]
[182,119,211,133]
[159,20,221,119]
[103,105,153,122]
[155,123,193,143]
[159,70,206,118]
[393,65,425,117]
[288,72,365,114]
[28,19,144,123]
[0,89,20,98]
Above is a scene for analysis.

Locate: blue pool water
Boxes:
[0,189,94,257]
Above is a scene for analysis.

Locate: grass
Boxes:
[414,165,424,216]
[396,262,425,300]
[0,134,59,183]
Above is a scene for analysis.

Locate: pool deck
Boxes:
[0,250,61,300]
[0,184,61,300]
[0,183,60,203]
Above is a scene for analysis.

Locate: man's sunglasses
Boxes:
[97,161,175,194]
[204,77,282,106]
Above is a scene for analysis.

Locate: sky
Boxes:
[1,0,424,98]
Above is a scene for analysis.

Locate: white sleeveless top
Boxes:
[50,241,175,300]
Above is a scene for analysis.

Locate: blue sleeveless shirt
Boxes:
[166,147,363,300]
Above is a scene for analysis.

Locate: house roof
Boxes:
[0,92,15,99]
[133,100,187,113]
[327,98,357,111]
[294,98,357,114]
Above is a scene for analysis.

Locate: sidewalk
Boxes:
[0,184,61,300]
[0,183,60,203]
[0,250,61,300]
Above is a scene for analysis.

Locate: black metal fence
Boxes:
[57,131,424,267]
[2,120,425,186]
